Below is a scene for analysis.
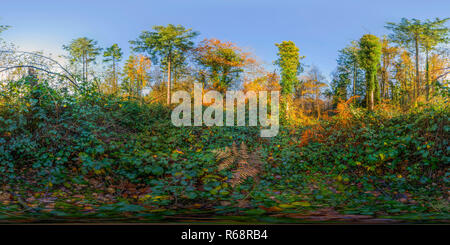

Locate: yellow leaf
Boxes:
[93,169,103,174]
[279,204,294,209]
[292,201,311,207]
[174,149,184,154]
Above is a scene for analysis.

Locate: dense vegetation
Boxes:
[0,76,448,223]
[0,17,449,223]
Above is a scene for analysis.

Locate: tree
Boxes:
[386,18,425,101]
[358,34,382,111]
[331,41,364,106]
[63,37,101,83]
[130,24,198,105]
[429,52,450,97]
[307,66,327,119]
[421,18,449,100]
[330,68,350,106]
[275,41,304,120]
[160,48,189,85]
[394,49,414,106]
[379,37,398,100]
[243,71,280,93]
[195,38,255,92]
[275,41,303,95]
[346,41,361,98]
[122,54,151,97]
[103,44,123,93]
[385,18,448,101]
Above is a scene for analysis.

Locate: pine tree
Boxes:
[63,37,101,82]
[130,24,198,105]
[103,44,123,93]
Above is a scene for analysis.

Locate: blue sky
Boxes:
[1,0,449,81]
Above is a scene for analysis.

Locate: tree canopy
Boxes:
[63,37,102,82]
[130,24,198,104]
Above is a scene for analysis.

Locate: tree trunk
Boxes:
[86,59,88,82]
[367,72,374,111]
[316,86,320,119]
[82,51,86,83]
[83,50,87,83]
[353,61,357,97]
[374,72,380,104]
[370,89,374,111]
[414,36,420,101]
[113,57,116,93]
[382,55,388,99]
[167,56,171,105]
[300,88,304,111]
[425,49,430,101]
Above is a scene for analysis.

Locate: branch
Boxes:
[0,50,78,86]
[435,71,450,80]
[0,65,79,88]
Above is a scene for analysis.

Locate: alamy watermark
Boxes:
[171,82,279,137]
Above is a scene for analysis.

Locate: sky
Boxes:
[1,0,449,82]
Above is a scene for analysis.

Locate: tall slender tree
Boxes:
[394,49,415,106]
[331,41,363,106]
[358,34,382,111]
[130,24,198,104]
[307,66,327,119]
[63,37,101,82]
[380,37,398,100]
[348,41,361,98]
[421,18,449,100]
[386,18,448,101]
[103,44,123,93]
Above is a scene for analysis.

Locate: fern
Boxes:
[214,142,263,187]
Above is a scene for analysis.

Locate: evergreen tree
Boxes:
[103,44,123,93]
[130,24,198,104]
[63,37,102,82]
